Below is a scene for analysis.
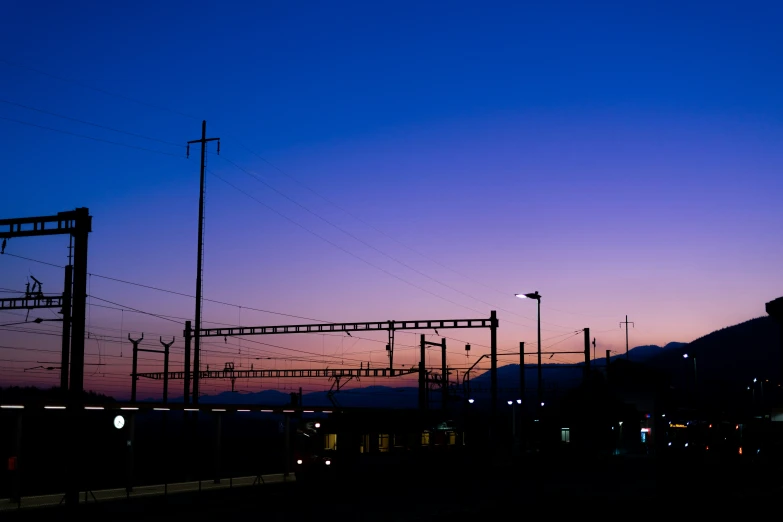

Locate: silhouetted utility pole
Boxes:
[519,341,525,400]
[620,315,634,360]
[490,310,498,421]
[129,333,144,403]
[441,338,448,411]
[160,337,173,404]
[60,261,72,395]
[420,336,447,411]
[187,121,220,405]
[584,328,591,382]
[184,321,192,404]
[419,335,426,410]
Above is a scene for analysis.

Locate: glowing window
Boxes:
[561,428,570,443]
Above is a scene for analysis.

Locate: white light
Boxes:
[44,406,65,410]
[662,414,666,418]
[121,407,139,411]
[113,415,125,429]
[237,409,250,412]
[154,408,170,411]
[754,378,757,383]
[619,421,623,426]
[514,294,528,299]
[212,409,226,412]
[516,399,522,404]
[323,410,333,414]
[314,422,321,428]
[468,399,475,404]
[324,460,331,466]
[507,400,513,405]
[540,402,545,407]
[84,406,104,410]
[304,410,314,413]
[261,409,273,413]
[296,459,303,465]
[185,408,199,412]
[668,442,672,446]
[1,405,24,409]
[685,443,689,447]
[683,354,689,358]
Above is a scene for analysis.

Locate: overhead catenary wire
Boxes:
[218,155,547,327]
[0,98,185,148]
[0,116,183,158]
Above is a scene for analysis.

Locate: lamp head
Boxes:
[515,291,541,300]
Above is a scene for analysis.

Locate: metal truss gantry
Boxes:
[176,312,499,413]
[0,208,92,508]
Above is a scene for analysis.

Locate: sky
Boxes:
[1,1,781,401]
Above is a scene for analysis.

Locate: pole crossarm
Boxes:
[0,210,91,238]
[0,294,64,310]
[136,366,420,381]
[199,317,494,338]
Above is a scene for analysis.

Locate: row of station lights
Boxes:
[466,399,545,406]
[0,405,332,414]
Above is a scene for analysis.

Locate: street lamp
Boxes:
[508,399,522,455]
[516,292,542,406]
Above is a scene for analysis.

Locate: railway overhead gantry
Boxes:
[141,312,500,414]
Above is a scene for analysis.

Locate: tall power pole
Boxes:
[187,121,219,404]
[620,315,634,360]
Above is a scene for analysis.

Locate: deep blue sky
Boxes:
[1,1,781,398]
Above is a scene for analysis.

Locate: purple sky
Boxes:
[1,1,781,400]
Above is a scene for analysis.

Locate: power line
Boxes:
[88,295,182,324]
[0,58,200,121]
[0,116,183,158]
[0,98,184,148]
[219,155,534,325]
[208,168,489,317]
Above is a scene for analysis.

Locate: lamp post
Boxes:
[508,399,522,456]
[516,292,542,406]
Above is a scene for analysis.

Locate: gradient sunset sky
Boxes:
[1,1,781,400]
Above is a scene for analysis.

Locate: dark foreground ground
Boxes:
[4,452,780,521]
